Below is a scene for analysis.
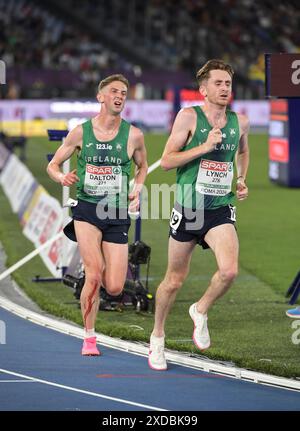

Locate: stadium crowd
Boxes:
[0,0,299,98]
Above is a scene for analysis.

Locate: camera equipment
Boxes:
[128,241,151,290]
[62,240,154,312]
[129,241,151,265]
[63,274,85,301]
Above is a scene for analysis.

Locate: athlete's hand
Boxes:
[59,169,79,187]
[203,127,223,153]
[128,190,140,213]
[236,177,248,200]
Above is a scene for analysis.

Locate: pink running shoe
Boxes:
[81,336,101,356]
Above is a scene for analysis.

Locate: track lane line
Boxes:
[0,368,168,411]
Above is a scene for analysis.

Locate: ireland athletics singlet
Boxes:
[176,106,240,210]
[76,119,132,208]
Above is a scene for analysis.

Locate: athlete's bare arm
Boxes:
[161,108,222,171]
[46,125,82,186]
[236,113,250,200]
[128,126,148,211]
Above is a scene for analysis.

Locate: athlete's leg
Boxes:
[152,237,196,337]
[196,223,239,314]
[74,221,104,331]
[102,241,128,296]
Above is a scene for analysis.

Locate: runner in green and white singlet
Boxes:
[47,74,148,356]
[149,60,250,371]
[176,105,240,210]
[77,116,132,210]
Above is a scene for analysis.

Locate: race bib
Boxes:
[196,159,233,196]
[84,164,122,196]
[169,208,182,231]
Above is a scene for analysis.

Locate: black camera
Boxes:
[63,274,85,300]
[129,241,151,265]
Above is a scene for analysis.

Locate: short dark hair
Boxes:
[196,59,234,85]
[98,74,129,92]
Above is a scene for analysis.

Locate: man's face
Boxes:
[200,69,232,106]
[97,81,128,114]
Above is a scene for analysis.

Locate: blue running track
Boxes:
[0,307,299,411]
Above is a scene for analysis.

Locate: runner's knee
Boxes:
[105,281,124,296]
[219,267,238,284]
[84,272,103,290]
[164,272,186,293]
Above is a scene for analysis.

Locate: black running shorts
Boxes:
[169,203,236,249]
[63,199,131,244]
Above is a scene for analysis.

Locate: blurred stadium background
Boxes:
[0,0,300,378]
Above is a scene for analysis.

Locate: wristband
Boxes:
[128,210,140,220]
[237,176,245,181]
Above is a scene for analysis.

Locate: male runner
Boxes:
[47,74,148,356]
[148,59,249,370]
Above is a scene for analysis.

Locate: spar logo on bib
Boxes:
[113,166,122,175]
[84,164,122,196]
[196,159,234,196]
[200,160,232,173]
[86,165,121,175]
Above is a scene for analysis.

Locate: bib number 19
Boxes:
[170,208,182,231]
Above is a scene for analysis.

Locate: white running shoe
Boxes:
[148,334,167,371]
[189,303,211,350]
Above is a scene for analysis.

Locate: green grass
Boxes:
[1,134,300,378]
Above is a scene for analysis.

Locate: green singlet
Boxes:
[76,119,132,208]
[176,106,240,210]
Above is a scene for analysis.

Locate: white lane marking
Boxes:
[0,368,167,411]
[147,158,161,175]
[0,379,36,383]
[129,158,161,187]
[0,231,63,282]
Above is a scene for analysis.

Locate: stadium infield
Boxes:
[0,133,300,378]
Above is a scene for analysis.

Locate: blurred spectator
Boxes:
[248,54,265,99]
[6,80,20,99]
[0,0,134,97]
